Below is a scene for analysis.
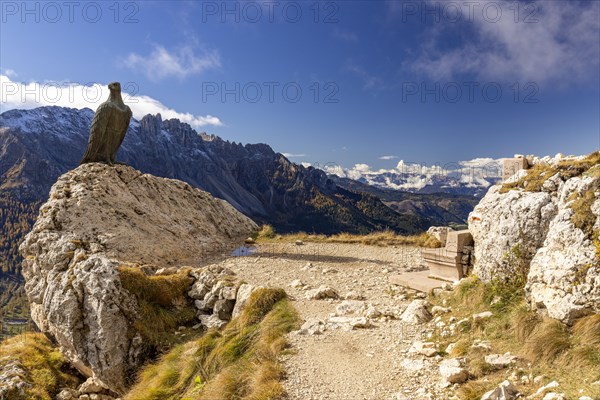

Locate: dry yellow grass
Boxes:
[256,225,442,248]
[0,333,80,400]
[500,151,600,194]
[118,266,197,351]
[432,278,600,399]
[125,288,300,400]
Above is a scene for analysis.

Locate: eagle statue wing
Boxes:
[117,106,132,150]
[80,102,112,164]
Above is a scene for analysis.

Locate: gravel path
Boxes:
[215,243,449,400]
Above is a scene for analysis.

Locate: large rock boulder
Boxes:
[526,176,600,323]
[469,156,600,324]
[469,183,557,282]
[20,164,257,394]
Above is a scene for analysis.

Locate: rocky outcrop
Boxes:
[19,163,257,394]
[469,156,600,324]
[469,176,557,282]
[526,175,600,323]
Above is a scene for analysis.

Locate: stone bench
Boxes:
[422,230,473,281]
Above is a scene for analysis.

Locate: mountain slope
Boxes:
[0,106,439,277]
[331,176,480,227]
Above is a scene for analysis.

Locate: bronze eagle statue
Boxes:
[80,82,132,165]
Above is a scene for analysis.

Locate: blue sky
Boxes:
[1,0,599,169]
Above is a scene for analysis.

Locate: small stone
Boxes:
[344,291,365,300]
[400,300,432,324]
[445,342,457,355]
[295,240,303,245]
[299,319,327,335]
[289,279,304,288]
[543,394,566,400]
[439,358,468,383]
[432,306,450,315]
[365,306,382,319]
[335,300,365,316]
[484,353,517,369]
[533,381,560,398]
[409,341,437,357]
[472,311,493,320]
[78,377,106,394]
[480,380,521,400]
[305,285,339,300]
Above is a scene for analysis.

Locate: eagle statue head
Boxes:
[108,82,122,92]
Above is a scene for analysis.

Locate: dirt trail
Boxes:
[216,242,447,400]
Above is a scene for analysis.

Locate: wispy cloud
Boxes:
[333,28,358,42]
[282,152,307,158]
[2,69,17,78]
[379,155,398,160]
[0,75,222,128]
[345,61,384,91]
[123,44,221,81]
[406,1,600,85]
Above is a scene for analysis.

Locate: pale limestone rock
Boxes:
[335,300,366,316]
[532,381,560,398]
[409,341,437,357]
[78,377,107,394]
[344,291,366,300]
[543,394,566,400]
[365,306,382,319]
[305,285,339,300]
[480,380,520,400]
[289,279,305,289]
[485,353,517,369]
[469,166,600,324]
[19,164,257,393]
[400,300,432,324]
[400,358,425,372]
[231,283,256,319]
[327,316,371,330]
[526,176,600,324]
[469,186,556,282]
[473,311,493,321]
[427,226,451,246]
[0,360,31,398]
[197,314,228,329]
[299,319,327,335]
[438,358,468,383]
[431,306,450,315]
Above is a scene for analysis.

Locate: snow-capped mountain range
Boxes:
[323,158,503,197]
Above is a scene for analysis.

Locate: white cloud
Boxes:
[407,0,600,84]
[301,162,312,168]
[0,75,222,128]
[2,69,17,78]
[123,44,221,81]
[379,155,398,160]
[282,153,306,158]
[345,61,384,91]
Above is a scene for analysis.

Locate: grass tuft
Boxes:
[118,266,197,351]
[0,333,81,400]
[500,151,600,194]
[432,276,600,399]
[256,226,442,248]
[125,288,300,400]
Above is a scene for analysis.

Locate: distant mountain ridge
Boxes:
[0,106,476,275]
[324,159,503,197]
